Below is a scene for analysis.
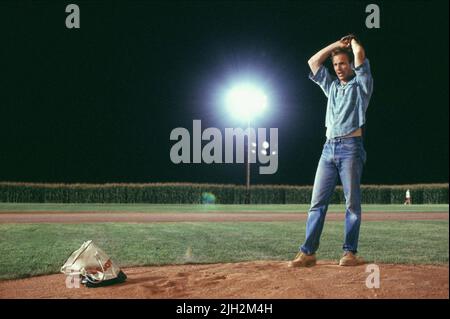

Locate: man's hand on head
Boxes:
[336,38,351,49]
[341,34,358,43]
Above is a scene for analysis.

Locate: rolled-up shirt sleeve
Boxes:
[354,58,373,97]
[309,65,335,98]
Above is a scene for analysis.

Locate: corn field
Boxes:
[0,182,447,204]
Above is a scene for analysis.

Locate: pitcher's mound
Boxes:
[0,261,448,299]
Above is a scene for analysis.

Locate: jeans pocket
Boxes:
[342,141,366,163]
[342,141,359,152]
[361,145,367,164]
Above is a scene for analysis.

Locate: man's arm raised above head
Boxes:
[350,38,366,68]
[345,35,372,98]
[339,34,366,67]
[308,38,351,75]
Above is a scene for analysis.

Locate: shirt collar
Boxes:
[337,73,356,87]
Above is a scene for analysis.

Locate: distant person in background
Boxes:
[404,189,412,205]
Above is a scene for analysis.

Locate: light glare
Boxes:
[226,84,267,121]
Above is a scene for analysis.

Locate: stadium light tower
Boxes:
[225,84,268,204]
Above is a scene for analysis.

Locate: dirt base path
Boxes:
[0,211,448,223]
[0,261,448,299]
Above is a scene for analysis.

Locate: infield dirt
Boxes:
[0,261,448,299]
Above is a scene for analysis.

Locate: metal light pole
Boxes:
[246,119,251,204]
[225,83,267,205]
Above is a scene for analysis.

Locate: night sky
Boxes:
[0,0,448,186]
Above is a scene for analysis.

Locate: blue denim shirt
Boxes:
[309,59,374,138]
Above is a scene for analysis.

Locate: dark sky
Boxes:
[0,0,448,185]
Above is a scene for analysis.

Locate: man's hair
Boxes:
[331,48,354,64]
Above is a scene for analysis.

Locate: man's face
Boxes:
[332,53,353,83]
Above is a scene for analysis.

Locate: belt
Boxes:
[326,136,362,143]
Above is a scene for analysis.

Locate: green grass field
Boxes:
[0,204,448,280]
[0,203,448,213]
[0,219,448,280]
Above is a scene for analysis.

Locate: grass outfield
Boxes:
[0,203,448,213]
[0,220,448,280]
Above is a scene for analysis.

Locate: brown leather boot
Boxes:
[288,252,317,268]
[339,251,365,266]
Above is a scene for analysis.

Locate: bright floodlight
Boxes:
[226,84,267,121]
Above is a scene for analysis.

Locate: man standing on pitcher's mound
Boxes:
[289,34,373,267]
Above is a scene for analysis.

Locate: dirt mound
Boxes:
[0,261,448,299]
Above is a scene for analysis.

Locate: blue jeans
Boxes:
[300,136,366,255]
